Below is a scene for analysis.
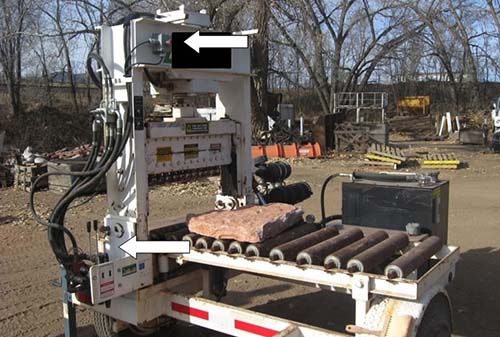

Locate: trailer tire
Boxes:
[416,293,452,337]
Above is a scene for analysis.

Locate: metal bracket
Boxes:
[351,273,371,325]
[351,274,370,302]
[61,266,77,337]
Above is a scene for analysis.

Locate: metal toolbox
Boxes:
[342,178,449,243]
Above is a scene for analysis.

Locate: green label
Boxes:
[185,122,209,134]
[122,263,137,277]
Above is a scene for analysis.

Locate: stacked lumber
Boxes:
[421,153,461,169]
[361,144,408,170]
[389,115,435,135]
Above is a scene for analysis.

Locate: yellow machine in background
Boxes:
[397,96,431,115]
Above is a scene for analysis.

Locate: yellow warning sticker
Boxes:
[184,144,199,159]
[156,147,172,162]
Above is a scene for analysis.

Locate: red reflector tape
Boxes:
[171,302,209,320]
[100,280,114,287]
[100,288,114,295]
[234,319,279,337]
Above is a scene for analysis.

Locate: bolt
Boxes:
[355,279,364,289]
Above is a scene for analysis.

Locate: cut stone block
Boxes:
[187,203,304,243]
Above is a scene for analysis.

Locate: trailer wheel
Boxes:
[93,312,176,337]
[415,293,452,337]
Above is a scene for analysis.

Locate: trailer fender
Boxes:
[359,286,452,337]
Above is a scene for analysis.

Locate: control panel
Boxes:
[146,119,235,174]
[89,256,153,304]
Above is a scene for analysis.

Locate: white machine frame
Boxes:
[63,7,460,337]
[98,9,254,262]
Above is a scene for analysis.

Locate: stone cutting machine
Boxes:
[30,7,459,337]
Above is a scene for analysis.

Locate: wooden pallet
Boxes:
[368,143,407,161]
[357,160,397,170]
[15,164,48,192]
[335,124,370,153]
[422,153,460,165]
[421,164,458,170]
[365,153,401,164]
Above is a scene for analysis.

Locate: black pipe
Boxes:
[347,232,409,273]
[228,241,248,254]
[195,237,215,249]
[182,234,201,247]
[211,239,233,252]
[324,230,389,269]
[269,227,339,261]
[296,228,363,265]
[245,223,318,257]
[385,236,442,279]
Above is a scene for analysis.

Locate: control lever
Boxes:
[93,220,99,263]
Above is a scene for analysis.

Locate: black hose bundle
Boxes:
[263,182,312,205]
[29,50,132,265]
[29,11,159,273]
[255,161,292,183]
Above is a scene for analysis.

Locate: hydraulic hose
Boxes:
[30,12,140,268]
[49,105,132,263]
[58,118,102,199]
[86,53,113,100]
[320,174,340,226]
[319,173,351,226]
[30,113,128,264]
[352,171,417,182]
[29,118,102,257]
[49,127,123,262]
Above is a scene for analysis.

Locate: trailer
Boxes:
[29,6,459,337]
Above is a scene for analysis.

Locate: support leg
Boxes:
[61,266,77,337]
[355,299,370,327]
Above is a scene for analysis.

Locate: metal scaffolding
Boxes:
[333,92,388,123]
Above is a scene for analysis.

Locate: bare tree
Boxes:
[39,0,81,113]
[0,0,32,115]
[250,0,270,128]
[269,0,422,115]
[487,0,500,35]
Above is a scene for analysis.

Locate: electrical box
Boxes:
[89,256,153,304]
[342,179,449,243]
[278,104,294,121]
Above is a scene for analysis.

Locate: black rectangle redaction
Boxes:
[172,32,231,69]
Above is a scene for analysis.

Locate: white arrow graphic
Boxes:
[184,31,248,53]
[119,236,190,259]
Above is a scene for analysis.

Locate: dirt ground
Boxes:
[1,143,499,337]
